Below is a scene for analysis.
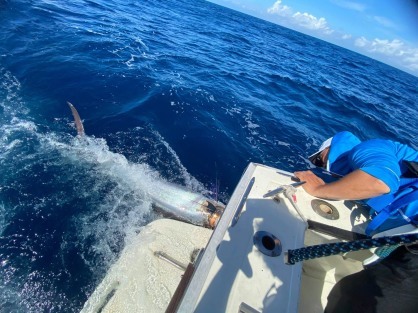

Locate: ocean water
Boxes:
[0,0,417,311]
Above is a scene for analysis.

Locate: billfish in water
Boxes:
[67,102,224,228]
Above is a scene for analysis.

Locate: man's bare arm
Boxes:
[294,169,390,200]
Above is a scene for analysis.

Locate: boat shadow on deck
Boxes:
[194,197,306,313]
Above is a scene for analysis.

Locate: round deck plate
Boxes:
[253,231,282,257]
[311,199,340,220]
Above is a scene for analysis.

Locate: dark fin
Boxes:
[67,101,85,136]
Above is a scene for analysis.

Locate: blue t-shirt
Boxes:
[328,132,418,194]
[326,131,418,232]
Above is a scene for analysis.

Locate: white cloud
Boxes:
[355,37,404,55]
[354,36,368,47]
[342,34,352,40]
[403,52,418,72]
[267,1,334,35]
[354,36,418,73]
[371,39,405,55]
[267,0,291,16]
[404,53,418,64]
[292,12,333,34]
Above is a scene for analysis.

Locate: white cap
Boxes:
[308,137,332,164]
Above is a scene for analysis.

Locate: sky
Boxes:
[208,0,418,77]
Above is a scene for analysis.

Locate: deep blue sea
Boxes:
[0,0,417,311]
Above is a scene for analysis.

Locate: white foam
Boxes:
[135,37,149,51]
[39,128,207,268]
[276,140,291,147]
[151,129,204,191]
[0,68,28,117]
[0,67,210,300]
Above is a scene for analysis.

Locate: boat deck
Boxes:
[178,163,370,313]
[81,163,417,313]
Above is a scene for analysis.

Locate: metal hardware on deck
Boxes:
[263,182,308,223]
[311,199,340,220]
[279,185,308,223]
[231,177,255,227]
[239,302,261,313]
[154,251,188,271]
[263,181,305,198]
[190,248,203,264]
[96,283,119,313]
[253,231,282,257]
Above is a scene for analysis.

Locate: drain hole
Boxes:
[262,236,275,250]
[253,231,282,257]
[319,204,333,214]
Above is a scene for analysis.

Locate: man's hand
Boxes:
[294,170,326,196]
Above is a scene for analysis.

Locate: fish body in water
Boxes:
[67,102,224,228]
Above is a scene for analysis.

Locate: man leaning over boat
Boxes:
[295,131,418,313]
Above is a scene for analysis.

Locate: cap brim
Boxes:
[308,137,333,166]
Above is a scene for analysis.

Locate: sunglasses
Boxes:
[312,152,325,168]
